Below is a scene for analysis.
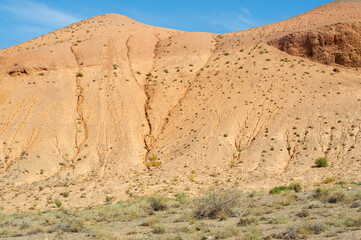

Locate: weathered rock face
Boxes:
[268,22,361,67]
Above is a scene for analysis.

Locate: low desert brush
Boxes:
[193,189,241,219]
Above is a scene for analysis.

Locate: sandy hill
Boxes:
[0,0,360,210]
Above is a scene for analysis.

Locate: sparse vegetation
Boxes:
[0,186,358,239]
[290,182,302,192]
[54,198,62,208]
[269,186,293,194]
[1,5,361,240]
[323,177,335,184]
[315,157,328,167]
[193,189,241,219]
[148,196,167,211]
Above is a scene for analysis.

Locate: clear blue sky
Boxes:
[0,0,333,50]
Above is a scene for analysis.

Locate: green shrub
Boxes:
[315,157,328,167]
[76,72,83,77]
[54,198,62,208]
[175,192,188,203]
[323,177,335,184]
[269,186,293,194]
[335,181,346,185]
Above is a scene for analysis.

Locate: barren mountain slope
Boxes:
[0,1,360,210]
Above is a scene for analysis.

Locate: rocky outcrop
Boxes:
[268,22,361,67]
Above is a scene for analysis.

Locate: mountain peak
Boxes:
[93,13,138,22]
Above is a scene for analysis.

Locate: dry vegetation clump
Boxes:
[237,216,259,227]
[193,189,242,219]
[271,226,299,239]
[0,185,359,239]
[148,195,168,211]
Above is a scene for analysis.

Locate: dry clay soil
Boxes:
[0,0,360,211]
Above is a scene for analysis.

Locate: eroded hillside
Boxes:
[0,1,360,211]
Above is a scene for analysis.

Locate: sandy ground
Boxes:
[0,0,360,211]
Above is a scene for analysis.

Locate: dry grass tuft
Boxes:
[193,189,241,219]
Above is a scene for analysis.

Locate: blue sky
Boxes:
[0,0,332,50]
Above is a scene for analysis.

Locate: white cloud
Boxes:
[16,24,52,35]
[237,7,255,26]
[241,7,251,17]
[197,7,259,32]
[0,0,81,29]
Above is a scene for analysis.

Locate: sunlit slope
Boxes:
[0,1,360,210]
